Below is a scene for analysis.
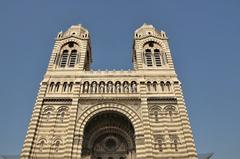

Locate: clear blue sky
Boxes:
[0,0,239,158]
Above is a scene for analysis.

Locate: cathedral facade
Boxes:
[21,24,198,159]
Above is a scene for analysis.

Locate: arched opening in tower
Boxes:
[81,111,136,159]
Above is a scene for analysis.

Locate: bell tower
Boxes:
[20,24,93,159]
[47,24,92,72]
[133,23,174,70]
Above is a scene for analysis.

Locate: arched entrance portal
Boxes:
[81,111,136,159]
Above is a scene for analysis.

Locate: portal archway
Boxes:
[81,111,136,159]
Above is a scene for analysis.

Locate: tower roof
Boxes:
[134,23,167,39]
[134,23,155,33]
[57,24,89,39]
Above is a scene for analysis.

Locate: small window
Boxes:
[55,82,60,92]
[145,53,153,66]
[69,50,77,67]
[49,82,54,92]
[68,82,73,92]
[60,50,68,67]
[166,82,171,91]
[149,42,154,47]
[62,82,67,92]
[154,53,161,66]
[147,82,151,91]
[145,49,151,52]
[68,42,74,48]
[160,82,165,91]
[153,82,157,91]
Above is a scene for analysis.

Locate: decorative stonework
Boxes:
[21,24,198,159]
[78,99,142,117]
[43,98,72,105]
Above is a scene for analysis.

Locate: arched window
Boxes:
[166,81,171,92]
[57,106,68,122]
[68,42,74,48]
[68,82,73,92]
[153,81,157,91]
[55,82,60,92]
[38,139,46,152]
[170,135,179,152]
[154,49,161,66]
[160,81,165,92]
[42,106,54,122]
[69,50,77,67]
[144,41,163,67]
[164,105,176,121]
[62,82,67,92]
[154,135,164,152]
[150,105,161,122]
[54,140,60,152]
[145,49,153,66]
[60,50,68,67]
[49,82,54,92]
[147,82,151,91]
[57,110,65,122]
